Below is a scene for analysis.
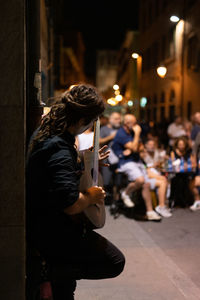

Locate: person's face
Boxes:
[124,116,137,130]
[177,140,186,151]
[195,113,200,124]
[109,113,121,129]
[146,141,155,152]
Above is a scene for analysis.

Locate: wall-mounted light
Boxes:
[113,84,119,90]
[157,65,167,78]
[170,15,180,23]
[132,53,139,59]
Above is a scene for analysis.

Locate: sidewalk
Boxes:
[76,207,200,300]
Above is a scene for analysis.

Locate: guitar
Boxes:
[79,118,106,229]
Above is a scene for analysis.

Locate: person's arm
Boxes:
[64,186,105,215]
[146,168,164,180]
[124,124,141,152]
[170,151,175,160]
[99,132,116,146]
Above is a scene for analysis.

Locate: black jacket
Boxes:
[26,131,83,254]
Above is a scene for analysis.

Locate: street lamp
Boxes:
[115,94,123,102]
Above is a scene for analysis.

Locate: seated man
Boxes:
[112,114,162,221]
[99,112,122,203]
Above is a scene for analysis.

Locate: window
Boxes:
[153,94,157,104]
[147,95,151,105]
[153,107,157,121]
[187,35,200,71]
[147,108,151,122]
[169,89,175,102]
[169,105,175,122]
[160,91,165,103]
[160,107,165,120]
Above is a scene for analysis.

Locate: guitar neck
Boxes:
[92,118,100,186]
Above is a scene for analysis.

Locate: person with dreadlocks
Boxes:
[26,84,125,300]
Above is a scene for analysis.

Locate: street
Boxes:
[76,206,200,300]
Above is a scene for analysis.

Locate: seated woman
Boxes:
[139,144,172,218]
[169,137,196,207]
[144,138,168,176]
[170,136,195,166]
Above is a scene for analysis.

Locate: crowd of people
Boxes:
[77,111,200,221]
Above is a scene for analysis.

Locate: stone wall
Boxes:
[0,1,26,299]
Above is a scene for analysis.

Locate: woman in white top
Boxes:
[76,127,94,151]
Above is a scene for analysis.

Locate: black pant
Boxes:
[45,230,125,300]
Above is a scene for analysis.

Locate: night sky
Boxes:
[61,0,139,79]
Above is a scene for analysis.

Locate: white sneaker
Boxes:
[190,200,200,211]
[120,190,134,208]
[146,211,162,221]
[155,205,172,218]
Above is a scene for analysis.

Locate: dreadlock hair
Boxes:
[28,84,105,154]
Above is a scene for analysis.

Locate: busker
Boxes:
[26,84,125,300]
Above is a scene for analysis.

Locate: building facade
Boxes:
[139,0,200,123]
[116,31,140,117]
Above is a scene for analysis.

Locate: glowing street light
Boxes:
[107,98,117,106]
[157,65,167,78]
[113,84,119,90]
[115,94,123,102]
[170,15,180,23]
[132,53,139,59]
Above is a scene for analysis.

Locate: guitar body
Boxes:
[79,150,105,229]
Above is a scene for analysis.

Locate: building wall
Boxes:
[117,31,140,117]
[0,1,26,299]
[96,50,118,93]
[139,0,200,123]
[54,31,86,94]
